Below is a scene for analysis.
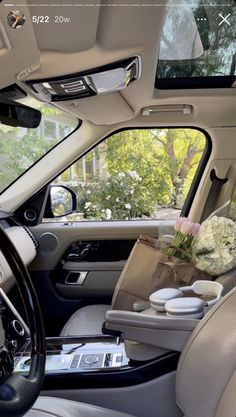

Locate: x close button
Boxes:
[219,13,231,26]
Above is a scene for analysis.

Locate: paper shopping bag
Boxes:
[111,234,212,311]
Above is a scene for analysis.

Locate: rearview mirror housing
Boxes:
[0,100,42,128]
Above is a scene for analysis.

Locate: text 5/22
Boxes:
[32,16,71,24]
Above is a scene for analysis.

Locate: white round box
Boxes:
[149,288,183,312]
[165,297,205,319]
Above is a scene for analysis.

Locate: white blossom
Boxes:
[127,170,142,182]
[118,172,126,178]
[115,197,120,202]
[86,190,91,194]
[192,216,236,275]
[85,202,92,209]
[105,209,112,220]
[125,203,132,210]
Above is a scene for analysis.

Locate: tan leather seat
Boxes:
[60,269,236,337]
[28,286,236,416]
[60,304,109,336]
[26,397,133,417]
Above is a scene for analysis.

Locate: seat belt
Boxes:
[200,169,228,222]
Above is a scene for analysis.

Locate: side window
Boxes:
[45,128,206,222]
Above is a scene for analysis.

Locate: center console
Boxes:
[13,334,179,391]
[14,335,129,374]
[0,287,179,391]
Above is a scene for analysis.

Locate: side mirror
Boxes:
[45,185,77,218]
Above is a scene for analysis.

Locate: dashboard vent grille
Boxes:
[23,226,38,250]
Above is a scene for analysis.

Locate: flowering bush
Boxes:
[77,170,160,220]
[192,216,236,275]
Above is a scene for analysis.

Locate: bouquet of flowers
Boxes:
[168,217,200,262]
[169,215,236,276]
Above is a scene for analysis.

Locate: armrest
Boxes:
[105,309,199,351]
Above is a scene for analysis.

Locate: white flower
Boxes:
[158,131,166,138]
[130,189,134,195]
[105,209,112,220]
[85,202,92,209]
[115,197,120,202]
[106,195,111,200]
[192,216,236,275]
[127,170,141,182]
[118,172,126,178]
[86,190,91,194]
[125,203,131,210]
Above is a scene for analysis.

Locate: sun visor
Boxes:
[57,92,135,125]
[0,3,40,90]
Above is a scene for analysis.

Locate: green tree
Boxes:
[158,0,236,79]
[149,129,205,207]
[0,103,76,192]
[76,128,205,220]
[105,129,205,209]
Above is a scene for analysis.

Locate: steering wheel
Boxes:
[0,226,46,417]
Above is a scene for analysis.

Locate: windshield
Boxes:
[0,97,78,194]
[156,0,236,81]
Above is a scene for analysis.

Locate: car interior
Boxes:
[0,0,236,416]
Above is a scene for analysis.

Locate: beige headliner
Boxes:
[0,0,236,218]
[0,0,235,127]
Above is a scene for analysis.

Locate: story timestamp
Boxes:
[32,15,71,24]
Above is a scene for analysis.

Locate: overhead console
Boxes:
[26,57,141,102]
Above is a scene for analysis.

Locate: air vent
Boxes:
[0,84,27,101]
[23,226,38,250]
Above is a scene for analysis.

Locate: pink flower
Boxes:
[180,220,194,236]
[174,217,188,232]
[191,223,201,237]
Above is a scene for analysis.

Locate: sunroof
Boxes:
[156,0,236,89]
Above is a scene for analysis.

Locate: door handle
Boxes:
[65,271,88,285]
[67,244,93,261]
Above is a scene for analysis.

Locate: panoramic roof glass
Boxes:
[156,0,236,88]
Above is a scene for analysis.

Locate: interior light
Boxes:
[27,57,141,102]
[85,68,128,94]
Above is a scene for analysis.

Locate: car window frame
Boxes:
[42,125,211,222]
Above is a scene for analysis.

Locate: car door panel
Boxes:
[28,220,174,335]
[29,220,174,299]
[56,260,126,298]
[29,220,174,271]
